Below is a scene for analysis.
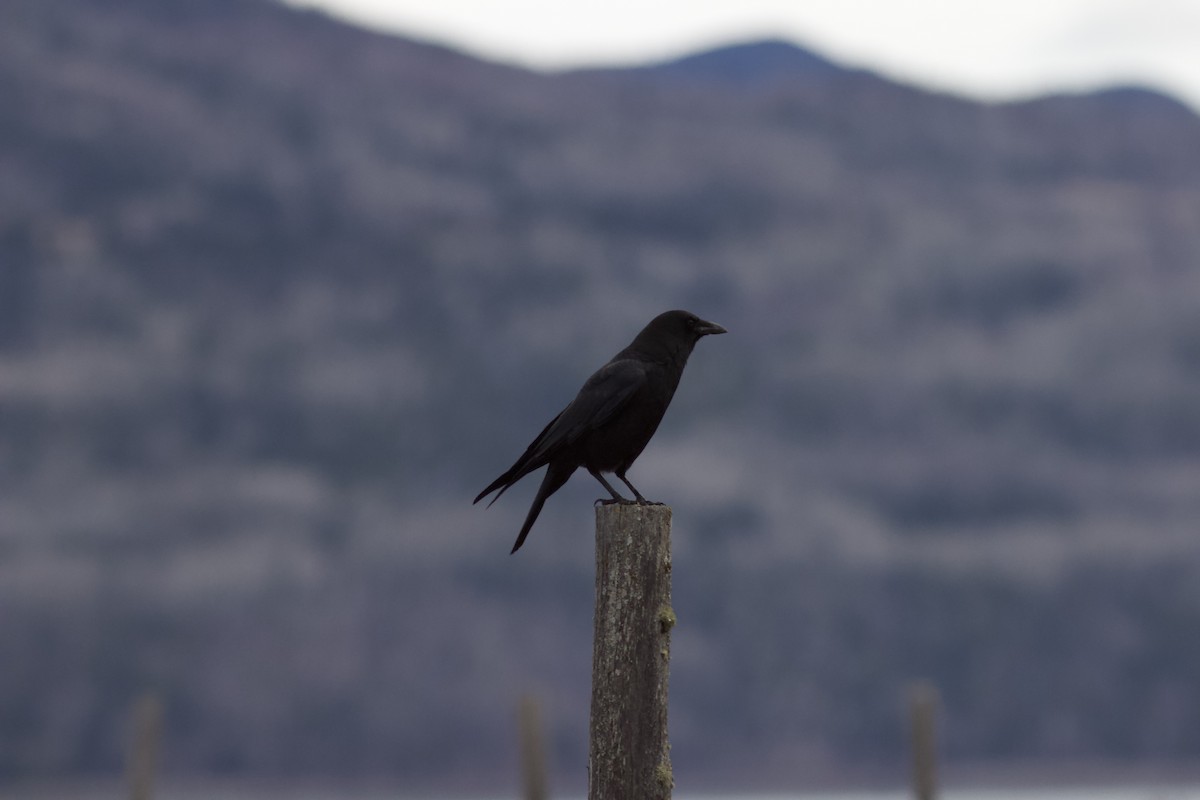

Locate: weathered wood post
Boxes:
[588,503,674,800]
[908,681,939,800]
[518,693,549,800]
[127,691,163,800]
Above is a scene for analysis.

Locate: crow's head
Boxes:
[628,309,726,362]
[654,309,727,343]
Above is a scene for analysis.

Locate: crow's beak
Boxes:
[697,319,727,336]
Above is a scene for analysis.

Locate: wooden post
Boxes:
[518,693,549,800]
[127,691,163,800]
[908,681,939,800]
[588,503,674,800]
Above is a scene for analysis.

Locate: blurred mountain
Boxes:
[3,0,1200,791]
[578,38,854,86]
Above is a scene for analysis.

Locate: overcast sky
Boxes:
[284,0,1200,109]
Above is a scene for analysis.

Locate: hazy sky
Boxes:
[284,0,1200,108]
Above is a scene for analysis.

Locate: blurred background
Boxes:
[3,0,1200,797]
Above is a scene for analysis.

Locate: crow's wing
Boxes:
[540,358,647,451]
[474,359,647,505]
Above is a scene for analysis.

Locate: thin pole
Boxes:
[519,693,549,800]
[909,681,939,800]
[127,692,163,800]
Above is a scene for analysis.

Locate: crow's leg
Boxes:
[588,468,633,505]
[616,471,659,504]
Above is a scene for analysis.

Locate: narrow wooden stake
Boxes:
[518,693,549,800]
[127,691,163,800]
[908,681,939,800]
[588,503,674,800]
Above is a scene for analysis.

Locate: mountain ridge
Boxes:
[566,35,1194,114]
[571,37,858,85]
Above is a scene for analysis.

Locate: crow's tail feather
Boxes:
[476,411,565,506]
[474,463,522,506]
[510,461,575,554]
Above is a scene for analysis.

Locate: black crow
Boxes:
[475,309,726,553]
